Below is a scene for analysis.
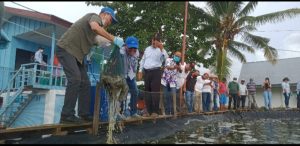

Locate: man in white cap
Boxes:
[56,7,124,123]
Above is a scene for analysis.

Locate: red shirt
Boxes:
[219,82,227,94]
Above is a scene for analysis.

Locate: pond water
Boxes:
[146,118,300,144]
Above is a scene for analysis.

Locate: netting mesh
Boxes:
[93,43,128,144]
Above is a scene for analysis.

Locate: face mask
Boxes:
[173,56,181,63]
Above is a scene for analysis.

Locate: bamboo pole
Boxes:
[179,1,189,116]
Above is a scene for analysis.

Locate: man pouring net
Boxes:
[92,40,128,144]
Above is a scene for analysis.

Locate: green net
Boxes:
[93,43,128,144]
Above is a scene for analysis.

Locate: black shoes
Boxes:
[60,115,84,124]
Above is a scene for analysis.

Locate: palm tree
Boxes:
[196,2,300,79]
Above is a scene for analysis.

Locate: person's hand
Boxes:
[137,72,143,81]
[113,36,124,49]
[183,87,186,92]
[156,41,164,51]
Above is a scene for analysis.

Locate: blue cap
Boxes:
[125,36,139,49]
[100,7,118,24]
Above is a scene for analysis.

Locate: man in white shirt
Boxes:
[281,77,291,109]
[201,73,213,112]
[239,79,248,109]
[34,47,46,83]
[138,33,169,117]
[34,47,46,65]
[194,72,203,113]
[176,62,193,112]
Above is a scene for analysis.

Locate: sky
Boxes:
[4,1,300,79]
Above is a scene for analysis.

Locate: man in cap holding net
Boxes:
[56,7,124,123]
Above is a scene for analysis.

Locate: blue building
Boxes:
[0,6,101,128]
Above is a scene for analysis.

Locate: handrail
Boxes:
[0,67,23,97]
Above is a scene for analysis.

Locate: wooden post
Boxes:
[179,1,188,115]
[92,82,101,135]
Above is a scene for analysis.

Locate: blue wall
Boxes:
[53,94,64,124]
[11,94,45,128]
[0,15,53,90]
[0,15,51,69]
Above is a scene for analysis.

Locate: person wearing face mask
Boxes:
[56,7,124,123]
[161,51,182,115]
[138,33,169,117]
[119,36,140,118]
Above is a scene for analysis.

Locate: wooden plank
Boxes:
[92,83,101,136]
[1,108,294,141]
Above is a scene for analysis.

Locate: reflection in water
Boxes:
[147,118,300,144]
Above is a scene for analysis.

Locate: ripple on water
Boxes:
[188,134,197,138]
[242,135,258,142]
[198,136,215,143]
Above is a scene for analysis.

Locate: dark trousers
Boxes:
[144,68,161,115]
[202,92,211,112]
[56,46,91,117]
[283,92,291,108]
[162,84,176,115]
[127,77,139,116]
[297,92,300,108]
[228,93,239,109]
[240,95,247,108]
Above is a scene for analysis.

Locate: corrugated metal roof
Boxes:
[238,57,300,85]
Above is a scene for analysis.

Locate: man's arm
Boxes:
[137,49,146,80]
[90,21,114,42]
[138,50,146,73]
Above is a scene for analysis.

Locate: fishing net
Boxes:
[92,41,128,144]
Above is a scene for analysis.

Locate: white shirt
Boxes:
[34,50,43,64]
[239,84,247,95]
[202,79,212,93]
[281,82,291,93]
[176,62,190,89]
[195,76,203,92]
[139,46,169,72]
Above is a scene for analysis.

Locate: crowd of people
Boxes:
[54,6,300,123]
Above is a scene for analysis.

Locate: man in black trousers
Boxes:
[56,7,124,123]
[138,33,169,117]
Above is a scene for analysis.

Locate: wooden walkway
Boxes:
[0,108,298,142]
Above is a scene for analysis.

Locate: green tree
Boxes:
[196,2,300,79]
[86,1,215,67]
